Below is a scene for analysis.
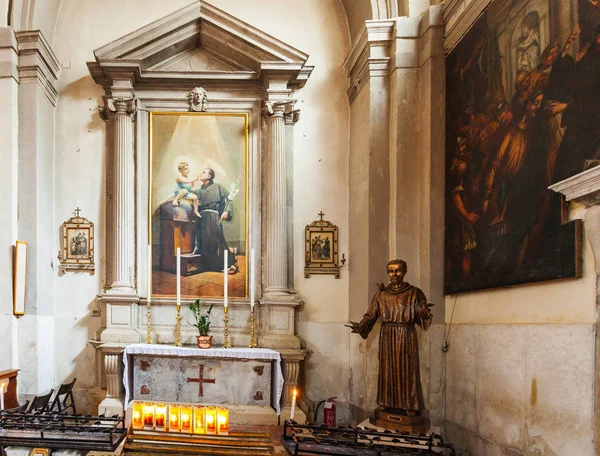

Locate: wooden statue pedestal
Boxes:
[369,408,429,434]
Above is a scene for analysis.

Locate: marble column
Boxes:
[259,97,302,350]
[98,96,140,344]
[100,97,136,293]
[263,100,294,296]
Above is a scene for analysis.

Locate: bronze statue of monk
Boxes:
[348,259,433,415]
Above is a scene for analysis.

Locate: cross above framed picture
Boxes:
[304,212,341,279]
[58,208,95,275]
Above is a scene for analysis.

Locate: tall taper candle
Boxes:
[176,247,181,307]
[224,249,228,307]
[148,244,152,302]
[250,248,255,310]
[290,388,297,422]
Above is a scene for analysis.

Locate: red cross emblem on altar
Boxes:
[187,364,216,397]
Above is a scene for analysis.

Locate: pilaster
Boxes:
[0,27,19,319]
[344,6,446,428]
[14,29,59,396]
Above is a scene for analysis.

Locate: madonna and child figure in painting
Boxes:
[444,3,592,293]
[192,168,239,274]
[347,260,433,416]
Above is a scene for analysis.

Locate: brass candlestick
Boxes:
[248,306,257,348]
[174,305,182,347]
[145,301,153,344]
[223,306,231,348]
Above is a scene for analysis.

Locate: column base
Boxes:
[100,327,140,343]
[99,395,124,417]
[258,334,302,349]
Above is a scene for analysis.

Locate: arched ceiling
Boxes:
[8,0,412,47]
[340,0,406,41]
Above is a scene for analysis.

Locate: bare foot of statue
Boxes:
[172,199,179,206]
[194,210,202,218]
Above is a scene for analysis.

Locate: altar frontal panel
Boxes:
[133,356,271,407]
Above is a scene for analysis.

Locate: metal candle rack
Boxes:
[281,420,455,455]
[0,410,127,451]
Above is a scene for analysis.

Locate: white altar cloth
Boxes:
[122,343,284,415]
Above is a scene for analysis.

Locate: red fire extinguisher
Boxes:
[323,397,337,427]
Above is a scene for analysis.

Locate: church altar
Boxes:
[122,344,284,415]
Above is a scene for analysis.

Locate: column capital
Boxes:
[99,97,137,121]
[284,108,301,125]
[263,100,296,121]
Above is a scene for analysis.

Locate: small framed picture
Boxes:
[304,213,340,279]
[13,240,27,315]
[58,211,95,274]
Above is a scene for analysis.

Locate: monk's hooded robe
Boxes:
[357,282,432,411]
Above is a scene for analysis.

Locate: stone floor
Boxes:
[87,425,287,455]
[152,254,247,297]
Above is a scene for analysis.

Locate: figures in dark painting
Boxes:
[445,4,587,293]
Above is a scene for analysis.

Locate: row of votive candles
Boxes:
[132,401,228,435]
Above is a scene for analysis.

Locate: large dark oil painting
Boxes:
[444,0,593,294]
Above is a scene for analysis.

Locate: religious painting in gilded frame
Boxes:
[58,212,95,275]
[304,213,340,279]
[149,112,248,299]
[444,0,585,294]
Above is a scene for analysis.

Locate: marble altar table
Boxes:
[122,344,283,415]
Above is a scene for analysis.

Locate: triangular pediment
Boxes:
[88,1,312,87]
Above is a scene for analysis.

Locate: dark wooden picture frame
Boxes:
[304,213,340,279]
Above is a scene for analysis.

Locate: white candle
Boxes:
[0,385,4,410]
[147,244,152,304]
[176,247,181,307]
[290,388,297,422]
[224,250,228,308]
[250,248,255,311]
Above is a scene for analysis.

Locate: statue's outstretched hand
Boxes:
[418,302,435,319]
[345,321,361,333]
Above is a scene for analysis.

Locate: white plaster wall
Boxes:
[53,0,351,411]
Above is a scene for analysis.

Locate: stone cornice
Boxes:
[344,7,444,103]
[89,0,311,91]
[0,28,19,81]
[344,20,394,103]
[15,30,60,106]
[549,167,600,207]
